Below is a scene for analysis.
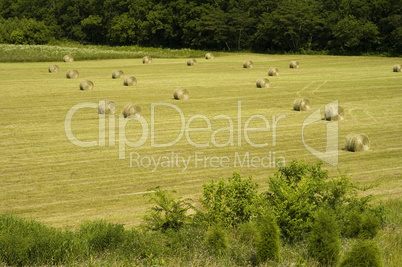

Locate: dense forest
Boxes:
[0,0,401,55]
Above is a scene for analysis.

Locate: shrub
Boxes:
[255,210,280,263]
[264,161,329,241]
[232,221,259,266]
[143,187,194,231]
[307,208,341,266]
[118,228,169,262]
[264,160,384,242]
[0,214,76,266]
[164,225,206,259]
[337,195,385,239]
[201,172,261,226]
[78,220,125,255]
[204,225,228,255]
[340,239,383,267]
[343,209,382,239]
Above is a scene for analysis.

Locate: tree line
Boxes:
[0,0,401,55]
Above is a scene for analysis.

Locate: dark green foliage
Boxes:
[201,172,261,226]
[332,16,379,52]
[255,210,280,263]
[265,161,329,241]
[164,225,206,259]
[118,228,169,261]
[335,193,385,239]
[0,0,401,55]
[343,209,382,239]
[307,208,341,266]
[340,239,383,267]
[0,17,52,44]
[143,186,194,231]
[0,214,76,266]
[204,225,228,255]
[265,160,385,242]
[78,219,125,255]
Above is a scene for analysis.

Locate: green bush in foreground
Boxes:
[0,214,75,266]
[343,209,382,239]
[265,160,385,242]
[205,225,229,255]
[202,173,261,226]
[340,239,383,267]
[143,186,194,231]
[78,220,125,255]
[265,161,330,241]
[255,210,281,264]
[307,208,341,266]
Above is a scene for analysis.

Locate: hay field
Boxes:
[0,54,401,229]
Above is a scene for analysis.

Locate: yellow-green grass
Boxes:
[0,54,401,230]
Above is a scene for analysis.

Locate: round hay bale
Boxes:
[345,134,370,152]
[293,98,311,111]
[112,70,124,79]
[48,64,59,73]
[187,58,197,66]
[66,69,79,79]
[173,89,189,100]
[289,61,299,68]
[268,67,279,76]
[143,56,152,64]
[63,55,74,62]
[325,104,344,121]
[205,53,214,59]
[79,80,94,91]
[123,76,137,86]
[393,64,401,72]
[256,78,270,88]
[98,100,116,115]
[122,104,142,119]
[243,60,254,68]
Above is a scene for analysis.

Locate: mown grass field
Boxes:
[0,51,401,231]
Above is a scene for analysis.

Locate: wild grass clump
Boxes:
[78,220,125,256]
[255,210,280,263]
[205,225,229,255]
[340,239,383,267]
[307,208,341,266]
[0,214,76,266]
[342,209,382,239]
